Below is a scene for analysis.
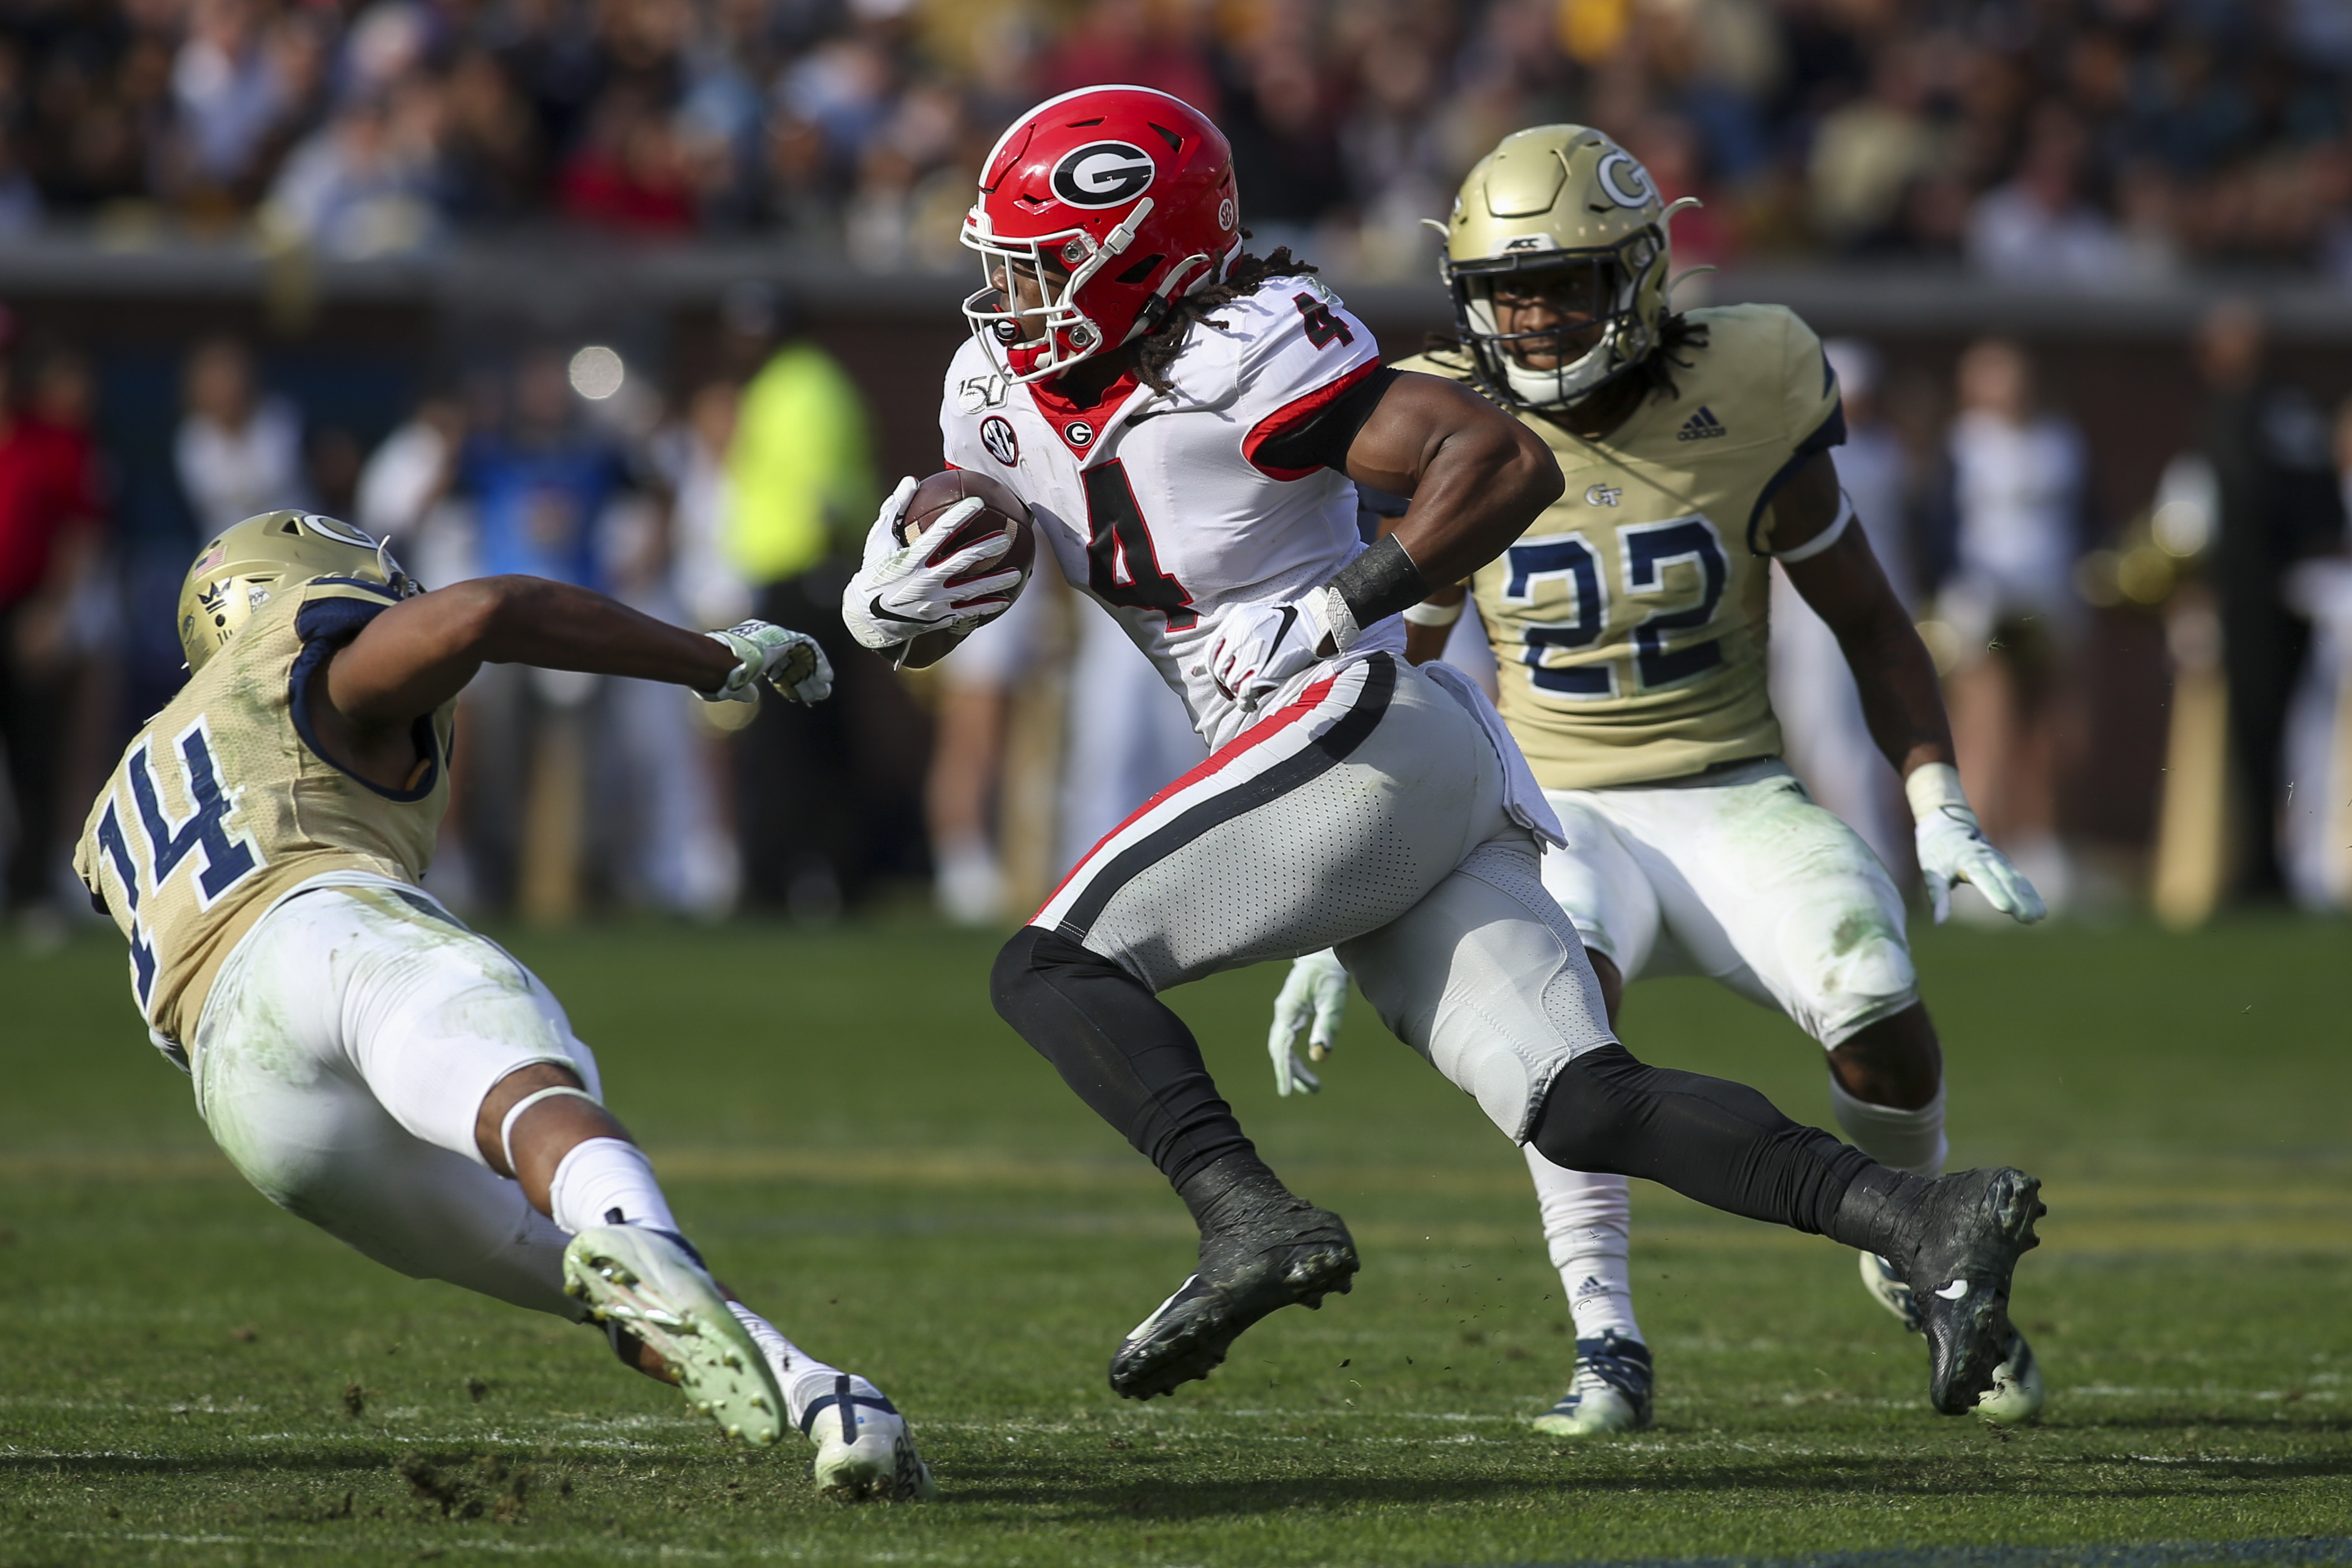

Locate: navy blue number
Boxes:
[129,726,260,903]
[1621,519,1727,689]
[95,723,257,1011]
[1503,535,1613,698]
[94,799,159,1006]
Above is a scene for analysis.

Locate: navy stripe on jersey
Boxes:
[1052,655,1396,943]
[1746,401,1849,557]
[288,595,444,803]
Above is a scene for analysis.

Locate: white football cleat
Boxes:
[562,1226,786,1446]
[1974,1327,2045,1425]
[1529,1332,1654,1437]
[799,1374,936,1501]
[1860,1250,2044,1424]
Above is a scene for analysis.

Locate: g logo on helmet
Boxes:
[1051,141,1157,209]
[1594,151,1656,210]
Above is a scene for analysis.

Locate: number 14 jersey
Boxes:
[938,275,1402,753]
[1397,303,1846,791]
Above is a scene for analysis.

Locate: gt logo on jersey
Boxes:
[980,415,1020,466]
[1052,141,1156,208]
[1584,483,1622,506]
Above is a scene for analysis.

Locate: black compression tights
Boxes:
[991,927,1256,1192]
[1528,1044,1877,1237]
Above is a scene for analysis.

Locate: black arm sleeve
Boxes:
[1250,366,1403,477]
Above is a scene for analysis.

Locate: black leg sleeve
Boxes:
[991,926,1257,1191]
[1528,1044,1876,1237]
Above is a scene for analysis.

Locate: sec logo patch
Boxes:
[980,415,1019,465]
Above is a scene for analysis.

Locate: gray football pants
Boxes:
[1024,654,1616,1145]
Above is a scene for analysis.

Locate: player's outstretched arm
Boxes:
[1777,453,2044,924]
[319,577,829,779]
[1341,373,1564,594]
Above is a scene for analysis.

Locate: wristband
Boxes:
[1401,596,1466,627]
[1325,534,1431,638]
[1904,761,1970,822]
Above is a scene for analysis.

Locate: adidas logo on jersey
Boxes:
[1676,406,1727,441]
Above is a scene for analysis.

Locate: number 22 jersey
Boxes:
[1396,303,1846,791]
[938,275,1404,753]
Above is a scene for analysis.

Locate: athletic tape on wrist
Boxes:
[1314,585,1362,652]
[1401,596,1466,627]
[1903,761,1970,823]
[1772,488,1855,565]
[499,1085,602,1175]
[1325,534,1431,637]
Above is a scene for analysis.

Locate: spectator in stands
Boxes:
[2194,298,2346,901]
[1967,104,2130,285]
[1937,337,2089,914]
[718,285,881,916]
[175,336,309,537]
[0,337,108,944]
[446,345,638,913]
[9,0,2352,278]
[265,79,446,257]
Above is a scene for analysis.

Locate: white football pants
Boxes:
[1036,654,1616,1142]
[192,874,599,1318]
[1523,760,1934,1339]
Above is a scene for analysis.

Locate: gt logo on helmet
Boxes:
[1051,142,1157,208]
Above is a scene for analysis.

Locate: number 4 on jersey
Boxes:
[1082,460,1197,630]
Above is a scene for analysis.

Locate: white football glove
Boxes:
[1267,949,1349,1097]
[839,475,1023,653]
[701,620,833,705]
[1200,599,1322,713]
[1907,762,2045,924]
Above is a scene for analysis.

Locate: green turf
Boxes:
[4,914,2351,1565]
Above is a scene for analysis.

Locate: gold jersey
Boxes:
[1396,303,1845,791]
[74,577,453,1057]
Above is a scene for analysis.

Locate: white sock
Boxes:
[1524,1146,1644,1345]
[1830,1078,1948,1178]
[546,1138,682,1237]
[723,1301,880,1431]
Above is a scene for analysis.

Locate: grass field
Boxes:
[5,913,2352,1567]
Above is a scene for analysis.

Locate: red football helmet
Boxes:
[963,85,1242,384]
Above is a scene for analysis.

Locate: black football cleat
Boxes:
[1902,1168,2045,1415]
[1108,1201,1357,1400]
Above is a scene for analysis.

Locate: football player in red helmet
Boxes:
[960,85,1242,386]
[843,84,2046,1419]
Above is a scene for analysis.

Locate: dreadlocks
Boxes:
[1132,247,1317,395]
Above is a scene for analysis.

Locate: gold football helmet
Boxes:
[177,510,418,674]
[1438,125,1696,410]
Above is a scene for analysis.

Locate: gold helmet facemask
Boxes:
[1437,125,1696,411]
[177,509,420,674]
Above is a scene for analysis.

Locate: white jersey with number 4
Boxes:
[939,275,1403,751]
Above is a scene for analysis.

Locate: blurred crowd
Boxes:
[5,0,2352,279]
[4,283,2352,946]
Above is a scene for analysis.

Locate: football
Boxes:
[900,468,1036,585]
